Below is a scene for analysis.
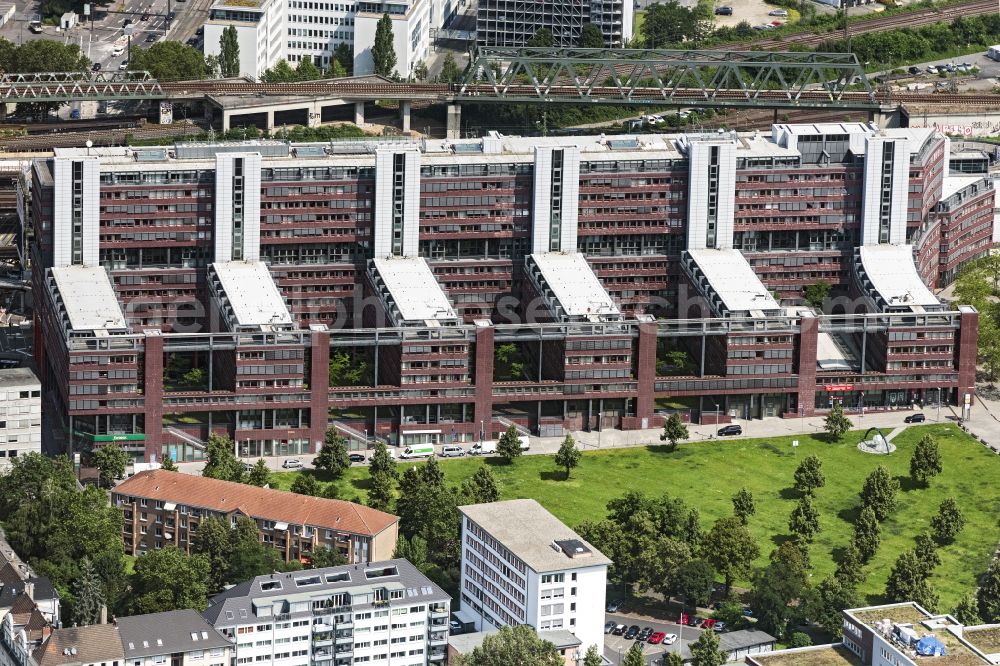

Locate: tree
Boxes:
[953,592,982,626]
[701,516,760,593]
[92,445,128,488]
[930,497,966,544]
[328,59,347,78]
[497,425,523,463]
[129,547,211,614]
[910,433,943,487]
[788,494,821,544]
[159,456,178,471]
[860,465,899,521]
[315,429,351,478]
[201,433,244,483]
[852,505,881,562]
[262,59,297,83]
[673,558,716,609]
[71,558,104,626]
[834,543,867,589]
[579,22,605,48]
[439,52,461,83]
[395,458,461,570]
[731,488,756,526]
[885,550,938,611]
[455,625,560,666]
[227,516,283,584]
[295,57,322,81]
[788,633,812,648]
[290,474,321,496]
[808,576,861,638]
[690,629,726,666]
[332,42,353,76]
[369,441,398,482]
[554,434,581,479]
[307,546,347,569]
[582,645,602,666]
[660,413,689,452]
[803,280,832,309]
[191,516,235,592]
[751,542,809,638]
[793,454,825,496]
[1,38,89,72]
[527,27,555,47]
[979,559,1000,622]
[367,472,394,512]
[665,653,685,666]
[643,1,698,47]
[914,532,941,578]
[412,60,428,81]
[623,643,645,666]
[371,13,397,77]
[219,25,240,77]
[128,41,207,80]
[460,465,500,504]
[638,536,692,603]
[246,459,270,487]
[824,401,851,440]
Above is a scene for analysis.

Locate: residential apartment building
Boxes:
[476,0,634,48]
[111,470,399,563]
[203,0,452,77]
[201,559,450,666]
[0,368,41,467]
[0,610,231,666]
[458,499,610,656]
[748,601,1000,666]
[28,125,992,462]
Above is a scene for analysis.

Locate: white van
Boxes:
[400,443,435,459]
[518,435,530,451]
[470,440,497,455]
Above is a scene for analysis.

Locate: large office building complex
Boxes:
[476,0,634,48]
[458,499,610,656]
[27,124,992,462]
[202,559,451,666]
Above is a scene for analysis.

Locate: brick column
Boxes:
[796,312,818,417]
[635,317,657,425]
[143,330,164,463]
[957,305,979,407]
[473,321,494,441]
[309,326,331,452]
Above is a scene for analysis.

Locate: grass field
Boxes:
[272,424,1000,609]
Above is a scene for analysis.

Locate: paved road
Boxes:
[604,612,702,666]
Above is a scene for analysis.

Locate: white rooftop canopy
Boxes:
[857,245,939,308]
[686,248,780,314]
[370,256,456,323]
[50,265,128,332]
[211,261,293,328]
[528,252,620,319]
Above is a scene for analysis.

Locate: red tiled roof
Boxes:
[114,470,397,537]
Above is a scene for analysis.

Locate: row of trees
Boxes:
[954,254,1000,378]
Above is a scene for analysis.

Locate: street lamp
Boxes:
[597,411,603,448]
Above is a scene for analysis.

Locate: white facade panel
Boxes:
[0,370,41,469]
[214,152,262,262]
[374,149,420,257]
[52,156,100,267]
[531,146,579,253]
[686,139,736,250]
[560,146,580,253]
[531,148,553,253]
[204,21,269,78]
[862,136,910,246]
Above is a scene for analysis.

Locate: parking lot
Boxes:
[604,611,704,665]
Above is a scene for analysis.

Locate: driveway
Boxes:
[604,612,703,665]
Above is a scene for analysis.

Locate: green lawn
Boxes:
[272,424,1000,609]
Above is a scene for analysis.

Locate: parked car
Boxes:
[648,632,665,645]
[612,624,627,636]
[606,599,623,613]
[123,18,133,26]
[624,625,640,640]
[244,462,256,472]
[908,66,921,75]
[770,20,783,26]
[348,453,365,463]
[768,8,788,16]
[686,615,702,627]
[145,33,157,43]
[701,618,717,630]
[663,634,678,645]
[715,5,733,14]
[638,627,654,642]
[281,458,303,469]
[470,440,497,455]
[449,619,463,634]
[904,413,926,423]
[119,60,129,70]
[742,607,754,617]
[926,65,939,74]
[140,11,149,20]
[440,445,465,458]
[605,621,617,634]
[717,424,742,436]
[186,36,199,46]
[91,62,102,72]
[714,621,727,633]
[196,26,204,35]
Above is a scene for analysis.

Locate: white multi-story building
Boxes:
[204,0,451,78]
[202,559,450,666]
[0,368,41,468]
[457,499,611,656]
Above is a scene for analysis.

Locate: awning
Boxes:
[163,502,176,511]
[274,522,288,531]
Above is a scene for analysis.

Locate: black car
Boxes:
[624,625,640,640]
[908,66,921,75]
[715,5,733,14]
[637,627,654,642]
[91,62,102,72]
[123,17,133,26]
[186,36,199,46]
[145,33,157,42]
[612,624,627,636]
[717,424,742,436]
[687,615,702,627]
[904,413,926,423]
[348,453,365,463]
[140,11,149,20]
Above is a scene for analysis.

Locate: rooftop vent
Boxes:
[553,539,592,559]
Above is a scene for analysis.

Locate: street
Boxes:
[605,612,702,665]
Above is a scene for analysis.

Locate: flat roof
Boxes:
[528,252,620,320]
[940,175,983,201]
[686,248,781,314]
[210,262,293,329]
[0,367,39,389]
[774,122,872,136]
[857,245,939,309]
[370,256,456,324]
[50,265,128,332]
[459,499,611,573]
[751,645,864,666]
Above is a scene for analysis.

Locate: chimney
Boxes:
[23,581,33,599]
[99,605,107,625]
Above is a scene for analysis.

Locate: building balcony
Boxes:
[428,632,448,646]
[312,633,333,646]
[429,605,449,617]
[334,632,353,643]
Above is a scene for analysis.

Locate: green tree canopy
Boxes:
[527,27,555,47]
[0,38,89,72]
[911,433,943,486]
[793,454,825,495]
[979,559,1000,622]
[788,494,821,544]
[660,413,690,452]
[885,550,938,611]
[70,557,105,626]
[643,0,698,47]
[332,42,353,76]
[803,280,832,309]
[834,543,867,589]
[129,41,207,80]
[807,575,861,638]
[623,643,645,666]
[953,592,982,626]
[219,25,240,77]
[731,488,756,526]
[824,402,852,440]
[314,429,351,478]
[129,547,211,614]
[673,558,716,609]
[92,445,128,488]
[372,13,397,77]
[290,474,321,496]
[201,433,244,483]
[246,459,270,487]
[578,22,605,48]
[860,465,899,521]
[460,465,501,504]
[701,516,760,593]
[852,505,881,562]
[582,645,602,666]
[159,456,178,471]
[440,52,461,83]
[554,434,581,478]
[295,57,322,80]
[690,628,727,666]
[930,497,966,544]
[751,541,810,638]
[455,625,561,665]
[497,425,523,463]
[395,458,461,569]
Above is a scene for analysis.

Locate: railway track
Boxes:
[0,122,199,152]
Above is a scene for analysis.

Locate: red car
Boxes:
[648,632,665,645]
[701,618,717,630]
